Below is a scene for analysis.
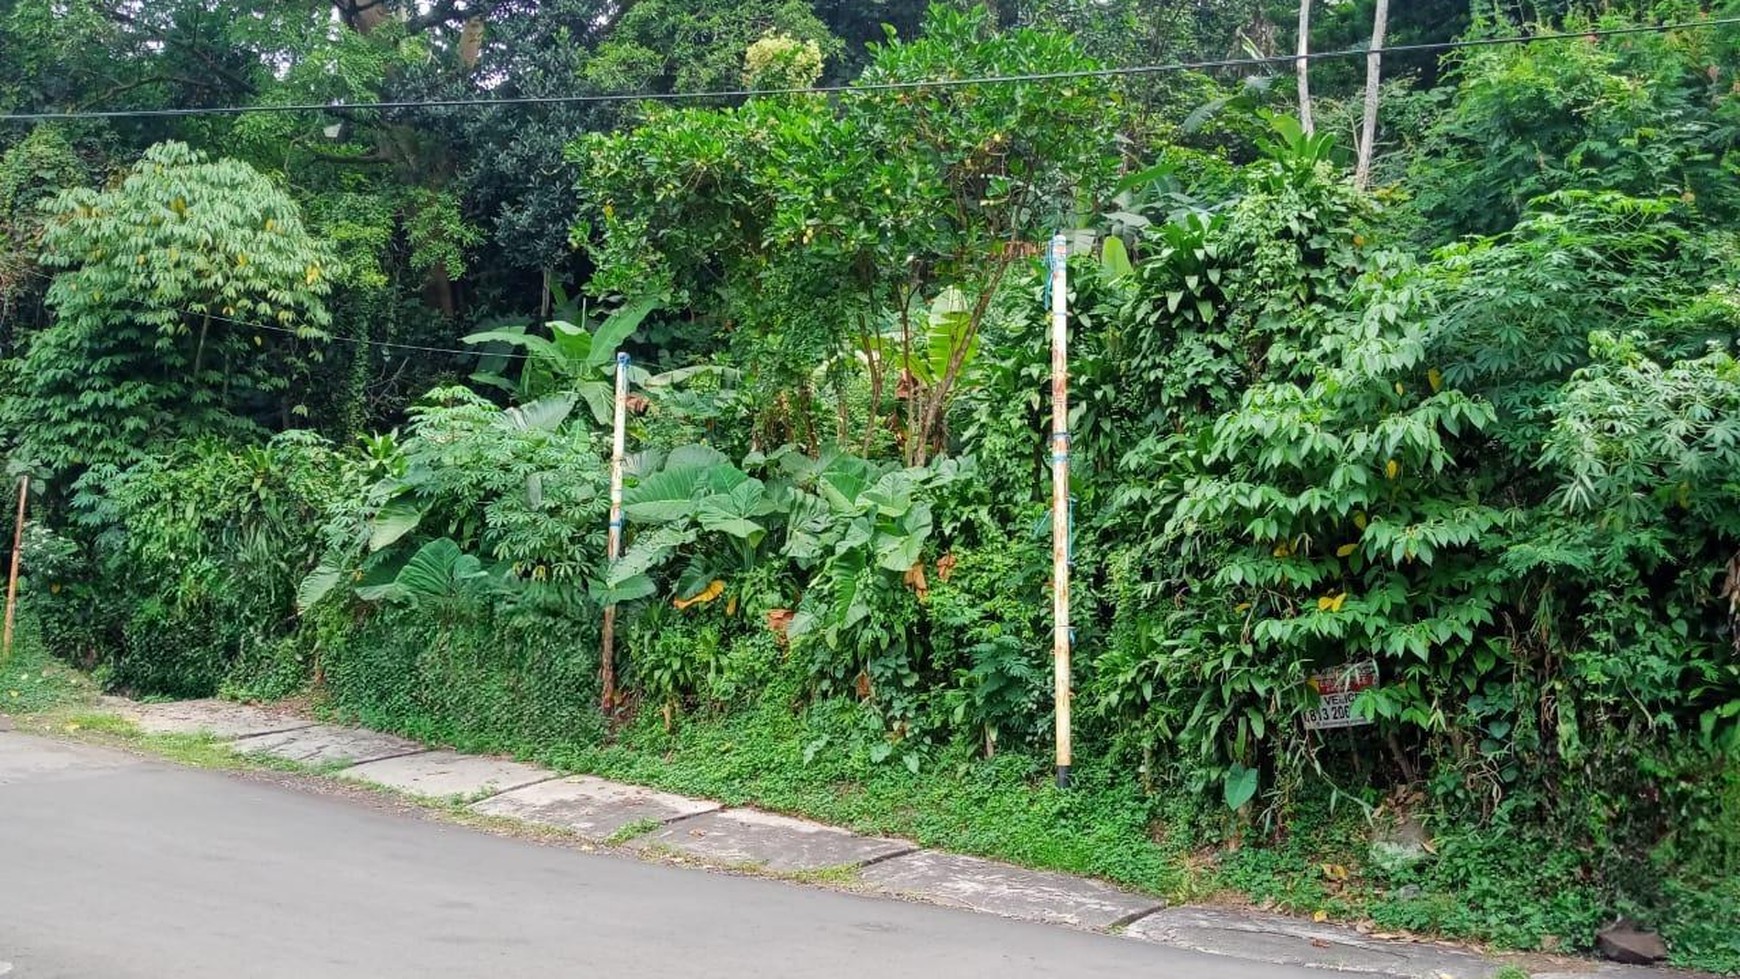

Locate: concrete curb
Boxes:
[96,698,1708,979]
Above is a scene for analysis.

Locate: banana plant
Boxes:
[464,294,658,425]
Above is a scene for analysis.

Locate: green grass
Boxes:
[604,817,665,845]
[1,611,97,714]
[45,710,332,776]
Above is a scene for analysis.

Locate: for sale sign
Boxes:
[1303,660,1379,730]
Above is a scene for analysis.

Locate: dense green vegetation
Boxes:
[2,0,1737,969]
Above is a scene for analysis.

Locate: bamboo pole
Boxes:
[3,475,27,662]
[1048,234,1072,789]
[600,353,629,713]
[1296,0,1314,135]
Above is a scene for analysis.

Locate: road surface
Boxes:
[1,730,1328,978]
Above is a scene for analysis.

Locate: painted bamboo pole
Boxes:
[600,352,629,713]
[3,475,27,662]
[1048,234,1072,789]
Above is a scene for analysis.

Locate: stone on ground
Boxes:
[230,724,425,767]
[860,849,1161,928]
[1125,907,1491,979]
[627,808,912,872]
[339,750,555,801]
[106,697,313,739]
[1597,922,1668,965]
[471,775,720,839]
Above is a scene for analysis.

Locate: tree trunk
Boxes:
[1296,0,1314,135]
[1354,0,1391,190]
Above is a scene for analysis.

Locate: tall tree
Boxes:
[1,142,337,479]
[1353,0,1388,189]
[1295,0,1313,134]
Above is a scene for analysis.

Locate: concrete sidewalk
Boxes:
[96,697,1690,979]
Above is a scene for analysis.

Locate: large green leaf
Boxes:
[1223,764,1260,811]
[499,391,576,432]
[295,559,345,612]
[916,287,976,386]
[461,327,561,362]
[668,443,730,470]
[697,477,769,541]
[874,500,932,571]
[1101,234,1134,280]
[862,470,917,518]
[586,295,659,370]
[622,465,708,523]
[590,572,656,605]
[578,379,614,426]
[394,537,489,604]
[367,497,425,552]
[817,455,877,511]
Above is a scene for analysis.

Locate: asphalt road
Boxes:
[1,731,1327,979]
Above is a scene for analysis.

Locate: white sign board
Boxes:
[1303,659,1379,730]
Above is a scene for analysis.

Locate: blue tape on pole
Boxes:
[616,351,629,366]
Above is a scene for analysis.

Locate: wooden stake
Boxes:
[1048,234,1072,789]
[3,475,27,662]
[599,353,630,713]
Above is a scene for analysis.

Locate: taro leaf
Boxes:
[817,454,877,510]
[1223,764,1260,811]
[862,470,917,518]
[782,490,834,564]
[874,500,932,572]
[499,391,576,432]
[697,477,768,541]
[367,497,425,552]
[668,443,730,470]
[394,537,489,604]
[589,572,656,605]
[697,463,750,496]
[295,559,345,612]
[622,466,708,523]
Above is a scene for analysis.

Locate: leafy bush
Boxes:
[60,432,352,696]
[2,142,338,480]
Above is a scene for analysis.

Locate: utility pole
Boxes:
[1355,0,1391,190]
[3,475,28,662]
[1048,234,1072,789]
[1296,0,1314,134]
[599,353,629,713]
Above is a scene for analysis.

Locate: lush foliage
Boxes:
[3,1,1739,970]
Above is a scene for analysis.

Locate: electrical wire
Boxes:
[3,17,1736,123]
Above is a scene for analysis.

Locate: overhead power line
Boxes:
[3,17,1736,123]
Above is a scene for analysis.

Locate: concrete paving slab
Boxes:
[338,750,557,801]
[105,698,314,739]
[859,850,1161,929]
[628,807,913,872]
[1125,907,1493,978]
[229,724,426,767]
[470,776,720,839]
